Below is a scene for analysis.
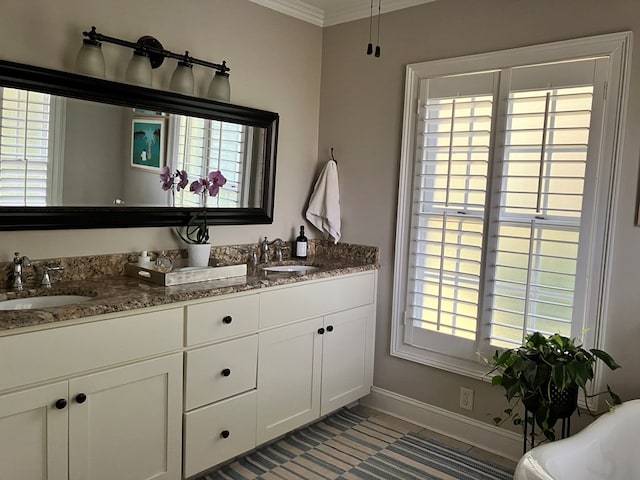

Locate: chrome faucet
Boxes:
[12,252,31,291]
[41,265,64,288]
[261,237,287,263]
[261,237,271,263]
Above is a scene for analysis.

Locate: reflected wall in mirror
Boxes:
[0,60,278,230]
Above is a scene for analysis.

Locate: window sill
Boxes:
[391,341,493,382]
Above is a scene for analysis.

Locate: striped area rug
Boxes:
[195,409,514,480]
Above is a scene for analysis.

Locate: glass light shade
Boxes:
[207,71,230,102]
[75,39,105,78]
[125,51,152,87]
[169,62,194,95]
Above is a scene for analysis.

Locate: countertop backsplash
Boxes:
[1,239,377,291]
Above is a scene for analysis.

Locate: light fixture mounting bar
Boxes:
[82,26,230,73]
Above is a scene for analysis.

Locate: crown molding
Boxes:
[323,0,437,27]
[247,0,437,27]
[247,0,325,27]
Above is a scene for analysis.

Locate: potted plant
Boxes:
[160,167,227,266]
[489,332,621,444]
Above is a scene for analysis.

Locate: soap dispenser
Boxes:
[137,250,151,267]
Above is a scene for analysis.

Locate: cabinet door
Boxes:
[321,304,375,416]
[68,354,183,480]
[0,382,68,480]
[257,317,323,445]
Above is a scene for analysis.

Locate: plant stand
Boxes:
[522,409,572,453]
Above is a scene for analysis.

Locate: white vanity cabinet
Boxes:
[0,308,184,480]
[182,292,260,479]
[256,272,376,444]
[0,269,377,480]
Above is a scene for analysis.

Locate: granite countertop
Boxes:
[0,257,378,332]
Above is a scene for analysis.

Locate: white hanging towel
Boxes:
[305,159,341,243]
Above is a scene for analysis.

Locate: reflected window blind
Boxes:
[174,116,245,207]
[0,88,51,206]
[407,94,494,342]
[490,86,593,348]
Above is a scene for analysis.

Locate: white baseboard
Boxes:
[360,386,523,461]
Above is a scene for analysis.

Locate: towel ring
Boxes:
[330,147,338,165]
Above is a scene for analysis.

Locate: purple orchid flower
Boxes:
[160,167,190,191]
[176,170,189,191]
[160,166,174,191]
[207,170,227,197]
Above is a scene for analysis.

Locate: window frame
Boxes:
[391,32,632,381]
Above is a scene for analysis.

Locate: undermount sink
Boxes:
[262,265,319,274]
[0,295,93,311]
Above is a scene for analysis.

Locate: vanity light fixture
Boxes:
[76,26,231,101]
[75,38,106,78]
[169,54,195,95]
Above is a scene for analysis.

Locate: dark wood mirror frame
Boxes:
[0,60,279,231]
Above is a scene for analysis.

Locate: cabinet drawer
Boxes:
[259,272,375,328]
[185,294,259,346]
[184,335,258,410]
[183,390,257,478]
[0,308,183,392]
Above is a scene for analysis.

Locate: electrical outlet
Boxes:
[460,387,474,411]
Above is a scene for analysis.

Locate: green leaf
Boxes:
[491,375,503,386]
[497,349,514,366]
[607,385,622,405]
[590,349,621,370]
[551,364,566,390]
[523,362,538,385]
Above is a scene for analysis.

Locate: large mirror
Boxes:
[0,60,278,230]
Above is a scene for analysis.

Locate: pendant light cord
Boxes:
[367,0,373,55]
[375,0,382,57]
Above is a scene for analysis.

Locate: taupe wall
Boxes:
[63,99,125,206]
[0,0,322,259]
[319,0,640,424]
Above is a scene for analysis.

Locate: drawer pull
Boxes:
[55,398,67,410]
[222,315,233,324]
[326,325,334,332]
[220,430,230,439]
[221,368,231,377]
[75,393,87,404]
[317,327,325,335]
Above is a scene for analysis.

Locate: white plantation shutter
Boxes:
[404,72,497,357]
[0,88,51,205]
[486,58,608,350]
[394,37,626,374]
[174,116,247,207]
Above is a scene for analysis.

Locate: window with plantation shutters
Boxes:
[173,115,248,208]
[0,87,59,206]
[392,34,630,377]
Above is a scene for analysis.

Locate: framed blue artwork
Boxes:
[131,118,165,171]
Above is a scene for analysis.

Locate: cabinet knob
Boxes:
[55,398,67,410]
[222,315,233,324]
[220,430,230,439]
[75,393,87,404]
[317,327,325,335]
[326,325,334,332]
[221,368,231,377]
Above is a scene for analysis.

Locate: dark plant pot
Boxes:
[549,383,578,419]
[522,394,540,412]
